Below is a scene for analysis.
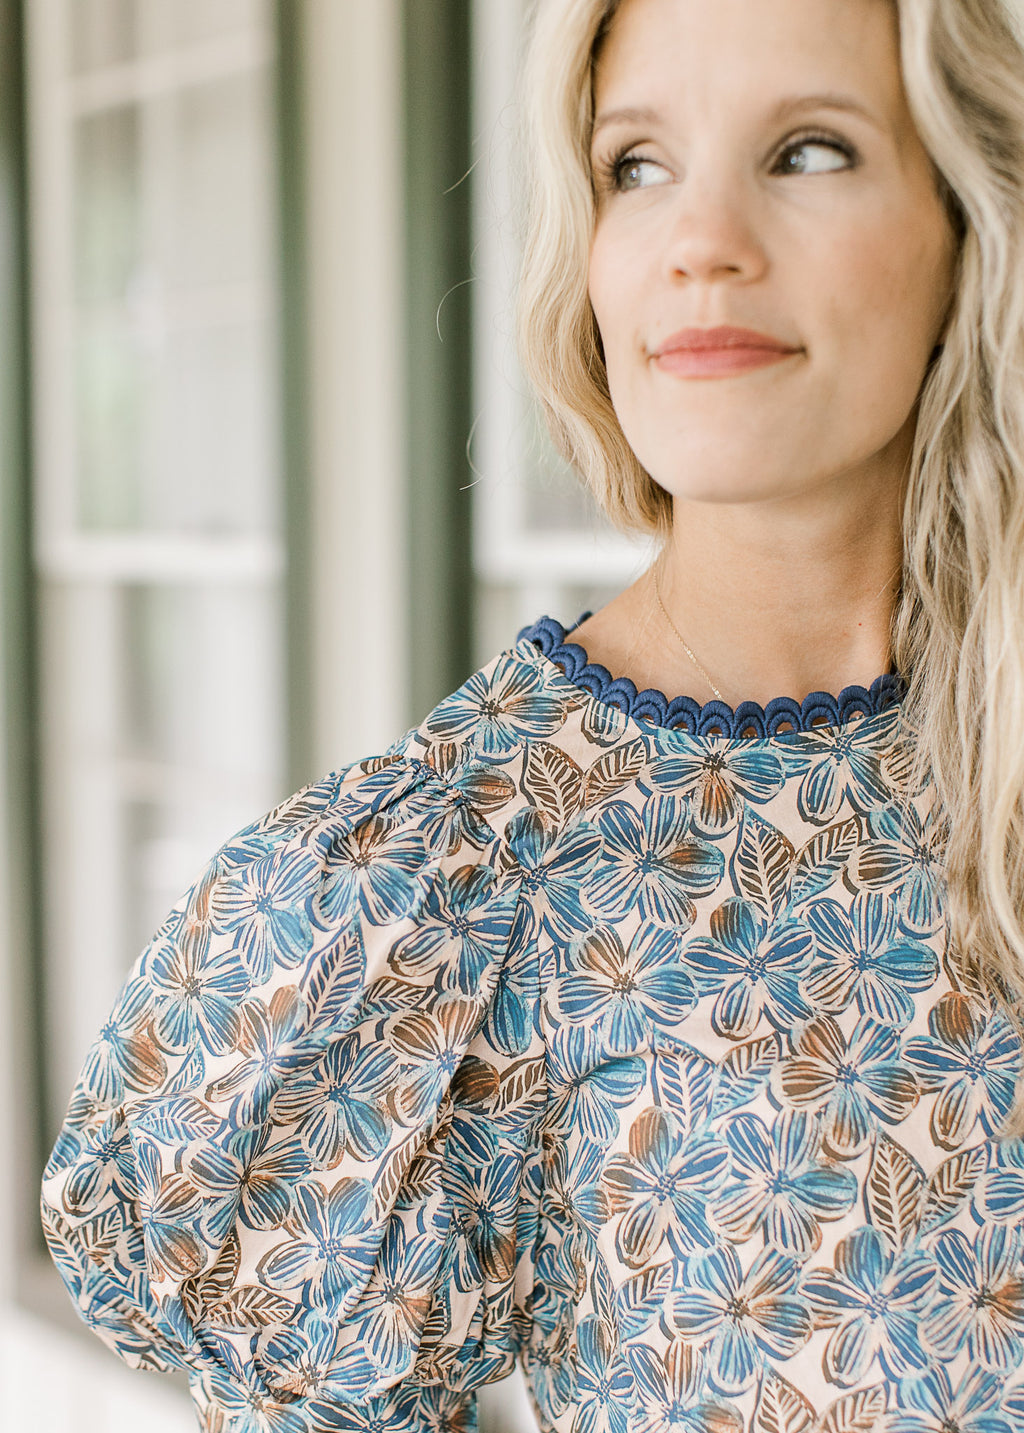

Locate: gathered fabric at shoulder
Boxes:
[41,753,545,1433]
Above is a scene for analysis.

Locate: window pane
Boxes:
[69,0,137,73]
[33,0,285,1129]
[72,68,276,534]
[69,0,265,72]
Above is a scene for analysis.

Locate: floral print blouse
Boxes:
[41,618,1024,1433]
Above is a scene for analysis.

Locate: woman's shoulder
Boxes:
[188,627,649,958]
[143,637,588,971]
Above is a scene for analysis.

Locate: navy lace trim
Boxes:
[520,614,904,738]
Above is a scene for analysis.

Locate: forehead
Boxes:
[593,0,904,118]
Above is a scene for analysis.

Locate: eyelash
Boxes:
[772,131,859,175]
[596,131,859,191]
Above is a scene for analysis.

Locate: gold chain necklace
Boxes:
[652,564,725,703]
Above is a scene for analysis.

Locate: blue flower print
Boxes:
[45,636,1007,1424]
[681,898,814,1040]
[627,1342,742,1433]
[669,1245,811,1397]
[975,1140,1024,1227]
[777,1014,919,1159]
[890,1366,1015,1433]
[133,1136,207,1282]
[196,1374,308,1433]
[254,1306,344,1401]
[205,986,307,1125]
[790,719,895,824]
[600,1107,728,1267]
[258,1177,377,1304]
[187,1122,308,1234]
[904,993,1021,1150]
[546,1024,647,1146]
[308,1382,472,1433]
[571,1318,633,1433]
[388,864,516,993]
[803,1226,936,1386]
[348,1220,443,1375]
[587,797,724,929]
[556,924,698,1055]
[393,1385,477,1433]
[926,1226,1024,1372]
[56,1116,140,1217]
[545,1138,605,1244]
[384,1001,483,1125]
[442,1148,523,1290]
[406,748,506,855]
[645,740,785,835]
[850,801,947,935]
[504,807,603,938]
[529,1240,580,1414]
[195,1341,313,1433]
[269,1034,395,1167]
[481,901,536,1057]
[320,816,432,928]
[425,652,568,756]
[77,972,166,1105]
[210,848,318,986]
[149,930,250,1056]
[716,1111,858,1258]
[802,893,939,1029]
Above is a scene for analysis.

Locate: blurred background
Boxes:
[0,1,650,1428]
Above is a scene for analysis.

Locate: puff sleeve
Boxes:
[40,756,546,1433]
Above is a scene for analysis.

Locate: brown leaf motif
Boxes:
[865,1133,923,1251]
[753,1371,815,1433]
[584,739,647,806]
[732,813,795,916]
[921,1146,987,1232]
[492,1056,545,1120]
[815,1386,888,1433]
[792,818,862,903]
[522,742,584,821]
[203,1285,296,1331]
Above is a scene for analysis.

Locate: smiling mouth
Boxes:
[651,326,803,379]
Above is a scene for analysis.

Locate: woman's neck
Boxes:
[572,465,904,708]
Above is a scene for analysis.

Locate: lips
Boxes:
[654,325,799,356]
[651,325,802,379]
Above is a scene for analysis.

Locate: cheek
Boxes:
[587,245,616,364]
[588,226,643,374]
[822,209,953,363]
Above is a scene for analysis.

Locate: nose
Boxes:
[662,177,768,286]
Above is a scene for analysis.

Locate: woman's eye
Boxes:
[612,155,670,192]
[774,139,854,176]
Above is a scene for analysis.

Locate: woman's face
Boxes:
[588,0,958,508]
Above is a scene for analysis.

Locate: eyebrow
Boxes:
[769,92,879,126]
[591,93,880,143]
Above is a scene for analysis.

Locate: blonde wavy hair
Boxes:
[519,0,1024,1081]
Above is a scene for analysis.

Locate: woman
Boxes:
[41,0,1024,1429]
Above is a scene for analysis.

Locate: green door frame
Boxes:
[402,0,476,718]
[0,0,48,1232]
